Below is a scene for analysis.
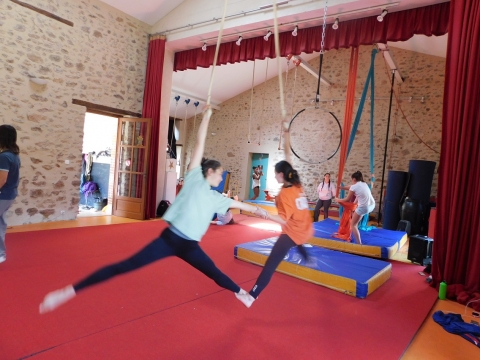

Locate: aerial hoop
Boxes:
[286,0,341,164]
[288,107,342,164]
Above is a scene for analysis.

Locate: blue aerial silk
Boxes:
[345,49,377,231]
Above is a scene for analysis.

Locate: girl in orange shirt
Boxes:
[236,124,313,308]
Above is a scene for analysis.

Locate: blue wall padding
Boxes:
[383,170,409,230]
[385,171,409,203]
[211,170,230,193]
[407,160,436,203]
[383,201,402,230]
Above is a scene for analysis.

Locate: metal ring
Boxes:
[288,107,342,164]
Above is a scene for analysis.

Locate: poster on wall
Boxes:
[165,159,176,172]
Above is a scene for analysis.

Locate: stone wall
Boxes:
[0,0,150,225]
[184,45,444,209]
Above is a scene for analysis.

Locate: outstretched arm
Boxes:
[264,213,287,225]
[229,200,269,218]
[188,107,212,171]
[282,122,292,164]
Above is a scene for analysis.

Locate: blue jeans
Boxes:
[0,199,15,257]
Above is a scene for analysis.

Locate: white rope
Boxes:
[290,66,298,118]
[248,60,256,143]
[258,58,269,145]
[278,58,290,150]
[193,102,199,132]
[206,0,229,106]
[272,0,286,122]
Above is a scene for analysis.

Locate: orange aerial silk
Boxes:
[333,200,358,242]
[336,47,359,196]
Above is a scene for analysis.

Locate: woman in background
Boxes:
[0,125,21,264]
[313,173,336,221]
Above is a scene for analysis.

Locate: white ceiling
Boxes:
[98,0,449,118]
[101,0,186,26]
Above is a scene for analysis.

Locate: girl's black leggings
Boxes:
[249,234,306,299]
[74,227,240,293]
[314,198,332,221]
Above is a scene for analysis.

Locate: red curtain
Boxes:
[142,37,166,219]
[432,0,480,310]
[174,2,449,71]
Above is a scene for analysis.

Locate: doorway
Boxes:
[249,153,269,201]
[79,113,118,217]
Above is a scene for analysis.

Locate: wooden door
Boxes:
[112,118,151,220]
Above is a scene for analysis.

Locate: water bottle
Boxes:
[439,281,447,300]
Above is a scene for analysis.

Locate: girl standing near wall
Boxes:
[0,125,20,264]
[39,107,268,313]
[235,124,313,308]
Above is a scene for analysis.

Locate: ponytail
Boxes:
[275,160,301,186]
[201,157,222,178]
[351,171,364,182]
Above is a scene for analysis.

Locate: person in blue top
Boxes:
[0,125,21,264]
[39,106,268,313]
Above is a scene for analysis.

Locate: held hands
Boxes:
[253,206,269,219]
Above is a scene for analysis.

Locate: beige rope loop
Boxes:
[272,0,287,121]
[206,0,229,106]
[248,60,256,143]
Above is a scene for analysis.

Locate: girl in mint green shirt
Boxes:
[40,107,268,313]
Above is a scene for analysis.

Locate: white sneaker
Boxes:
[235,291,256,308]
[237,288,248,295]
[39,285,76,314]
[0,255,5,263]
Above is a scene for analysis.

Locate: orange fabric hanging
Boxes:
[336,47,359,195]
[333,200,358,242]
[334,48,360,241]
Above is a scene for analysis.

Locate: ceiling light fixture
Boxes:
[236,35,243,46]
[377,9,388,22]
[292,25,298,36]
[202,42,207,51]
[264,30,272,41]
[332,18,339,30]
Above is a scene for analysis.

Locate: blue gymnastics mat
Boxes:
[234,238,392,298]
[310,219,408,259]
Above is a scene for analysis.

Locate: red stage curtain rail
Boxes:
[174,2,449,71]
[142,37,166,219]
[432,0,480,310]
